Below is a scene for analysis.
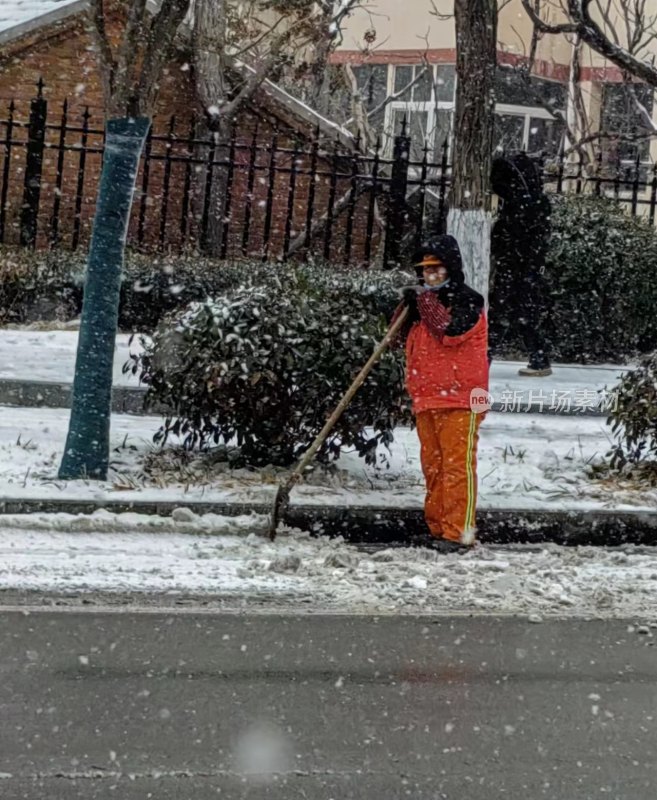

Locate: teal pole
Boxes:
[59,116,150,480]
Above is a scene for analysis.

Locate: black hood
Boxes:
[413,235,465,289]
[491,152,544,205]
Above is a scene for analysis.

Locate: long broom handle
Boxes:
[285,306,409,487]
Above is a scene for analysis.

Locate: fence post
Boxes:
[0,100,16,244]
[383,127,411,269]
[20,79,47,248]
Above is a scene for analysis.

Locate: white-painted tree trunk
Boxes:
[449,0,496,308]
[447,207,492,306]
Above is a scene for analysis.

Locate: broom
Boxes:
[268,306,409,540]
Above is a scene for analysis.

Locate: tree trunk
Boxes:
[193,0,232,256]
[195,117,232,257]
[59,116,150,480]
[305,10,334,118]
[448,0,497,303]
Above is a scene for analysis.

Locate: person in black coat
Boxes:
[490,153,553,376]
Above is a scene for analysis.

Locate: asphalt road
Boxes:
[0,609,655,799]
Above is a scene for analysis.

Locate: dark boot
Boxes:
[411,535,474,554]
[518,363,552,377]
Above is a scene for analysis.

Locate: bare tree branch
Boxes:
[231,14,287,58]
[525,0,657,87]
[344,65,430,127]
[429,0,454,21]
[520,0,579,34]
[593,0,620,45]
[332,0,363,30]
[571,0,657,86]
[343,63,378,151]
[563,127,657,158]
[628,84,657,131]
[222,26,296,121]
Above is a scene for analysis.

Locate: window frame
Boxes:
[383,65,456,161]
[382,65,565,161]
[495,103,558,152]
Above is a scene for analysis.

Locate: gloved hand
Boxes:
[402,286,421,306]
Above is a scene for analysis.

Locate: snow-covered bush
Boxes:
[546,195,657,362]
[0,246,84,324]
[131,265,410,467]
[117,255,273,331]
[0,246,274,330]
[608,352,657,468]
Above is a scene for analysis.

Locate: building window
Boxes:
[336,63,566,162]
[601,82,655,165]
[492,69,566,156]
[385,64,456,161]
[493,104,565,156]
[352,64,389,130]
[495,68,567,112]
[385,64,564,161]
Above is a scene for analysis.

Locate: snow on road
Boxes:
[1,511,657,620]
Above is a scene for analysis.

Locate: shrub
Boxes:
[545,195,657,362]
[130,264,410,468]
[0,246,85,324]
[608,352,657,468]
[0,246,274,331]
[117,254,272,331]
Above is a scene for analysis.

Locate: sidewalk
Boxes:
[0,330,631,415]
[0,404,655,545]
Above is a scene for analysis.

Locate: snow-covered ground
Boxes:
[0,404,654,511]
[1,511,657,619]
[0,330,630,410]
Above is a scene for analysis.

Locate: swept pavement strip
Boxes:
[0,610,655,799]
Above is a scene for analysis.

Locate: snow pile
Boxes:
[1,511,657,619]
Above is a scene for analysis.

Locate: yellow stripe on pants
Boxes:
[464,411,477,531]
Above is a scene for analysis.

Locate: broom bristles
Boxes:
[268,483,292,540]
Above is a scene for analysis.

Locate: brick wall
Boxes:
[0,11,380,265]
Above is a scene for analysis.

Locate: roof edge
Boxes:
[0,0,88,46]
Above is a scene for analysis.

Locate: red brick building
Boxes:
[0,2,382,264]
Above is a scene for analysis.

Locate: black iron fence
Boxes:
[2,81,657,266]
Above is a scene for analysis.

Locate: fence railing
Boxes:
[2,81,657,266]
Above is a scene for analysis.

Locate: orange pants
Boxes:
[416,409,482,543]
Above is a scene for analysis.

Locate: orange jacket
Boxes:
[405,312,489,413]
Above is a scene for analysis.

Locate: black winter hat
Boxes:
[413,235,465,287]
[491,152,544,204]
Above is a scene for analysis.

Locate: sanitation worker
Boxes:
[392,235,489,553]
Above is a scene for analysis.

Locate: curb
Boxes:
[1,497,655,547]
[0,380,163,416]
[0,378,608,417]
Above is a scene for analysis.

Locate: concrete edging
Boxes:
[0,379,608,417]
[0,497,655,547]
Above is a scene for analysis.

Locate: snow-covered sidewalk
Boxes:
[0,404,654,512]
[1,511,656,619]
[0,329,630,411]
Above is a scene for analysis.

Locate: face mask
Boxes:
[427,278,450,291]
